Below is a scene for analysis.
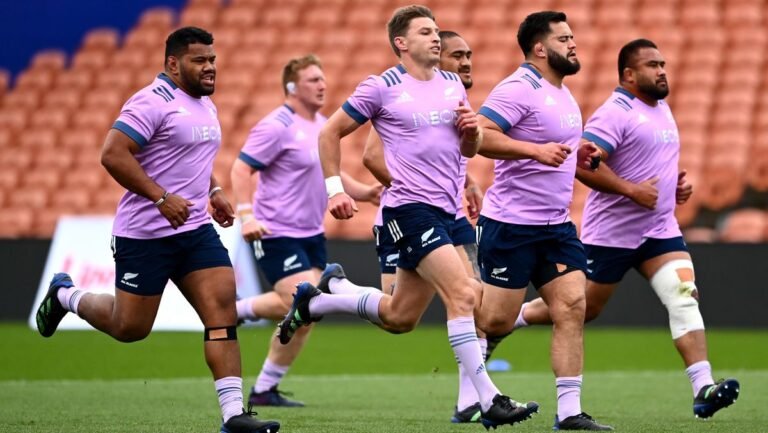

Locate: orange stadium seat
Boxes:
[95,69,134,90]
[303,5,345,28]
[719,208,767,243]
[33,209,65,237]
[594,3,634,28]
[0,207,35,238]
[723,2,764,27]
[55,70,93,90]
[637,1,679,27]
[71,50,111,71]
[680,1,721,27]
[2,88,41,110]
[0,149,33,171]
[217,5,259,28]
[432,5,468,29]
[18,130,57,150]
[71,107,114,131]
[345,6,388,28]
[0,109,28,132]
[81,28,120,52]
[111,49,150,70]
[35,151,74,172]
[188,0,224,6]
[123,27,165,52]
[29,50,67,71]
[9,187,49,210]
[23,169,61,189]
[263,5,302,28]
[138,7,176,29]
[15,69,55,90]
[29,107,70,131]
[49,189,93,212]
[60,129,102,150]
[179,6,219,29]
[0,69,9,98]
[0,168,20,190]
[43,87,80,109]
[83,87,126,110]
[63,169,105,190]
[0,129,12,148]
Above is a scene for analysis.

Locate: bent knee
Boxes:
[384,316,419,334]
[446,278,480,313]
[584,302,603,323]
[477,313,514,336]
[112,324,151,342]
[551,291,586,322]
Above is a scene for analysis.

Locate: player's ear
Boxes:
[534,41,546,59]
[394,36,407,52]
[166,56,180,75]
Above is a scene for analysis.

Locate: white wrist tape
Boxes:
[325,176,345,198]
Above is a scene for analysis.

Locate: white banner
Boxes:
[28,216,262,331]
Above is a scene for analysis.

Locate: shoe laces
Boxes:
[245,403,259,418]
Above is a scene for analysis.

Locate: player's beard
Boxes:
[547,48,581,76]
[638,76,670,100]
[458,67,473,89]
[180,64,215,97]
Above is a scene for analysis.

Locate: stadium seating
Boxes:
[1,0,767,241]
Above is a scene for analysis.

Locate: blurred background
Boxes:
[1,0,766,326]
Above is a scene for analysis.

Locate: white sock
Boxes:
[235,298,258,321]
[447,317,501,411]
[328,277,378,295]
[254,359,289,393]
[57,287,84,315]
[513,302,529,330]
[215,376,243,422]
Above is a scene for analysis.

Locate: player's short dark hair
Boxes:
[387,5,435,57]
[618,38,658,81]
[439,30,461,41]
[282,54,323,95]
[517,11,568,57]
[164,26,214,63]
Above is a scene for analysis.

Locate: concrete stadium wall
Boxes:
[4,239,767,328]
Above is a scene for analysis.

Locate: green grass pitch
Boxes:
[0,323,765,432]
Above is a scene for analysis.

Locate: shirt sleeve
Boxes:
[342,76,382,124]
[478,80,529,134]
[112,91,164,148]
[582,102,625,155]
[238,120,285,170]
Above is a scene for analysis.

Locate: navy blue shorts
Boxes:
[585,236,688,284]
[476,216,587,289]
[381,203,455,270]
[251,234,327,285]
[374,215,476,274]
[451,216,476,246]
[112,223,232,296]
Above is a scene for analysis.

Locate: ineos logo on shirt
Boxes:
[191,125,222,141]
[412,110,458,127]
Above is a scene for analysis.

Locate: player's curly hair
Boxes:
[164,26,213,65]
